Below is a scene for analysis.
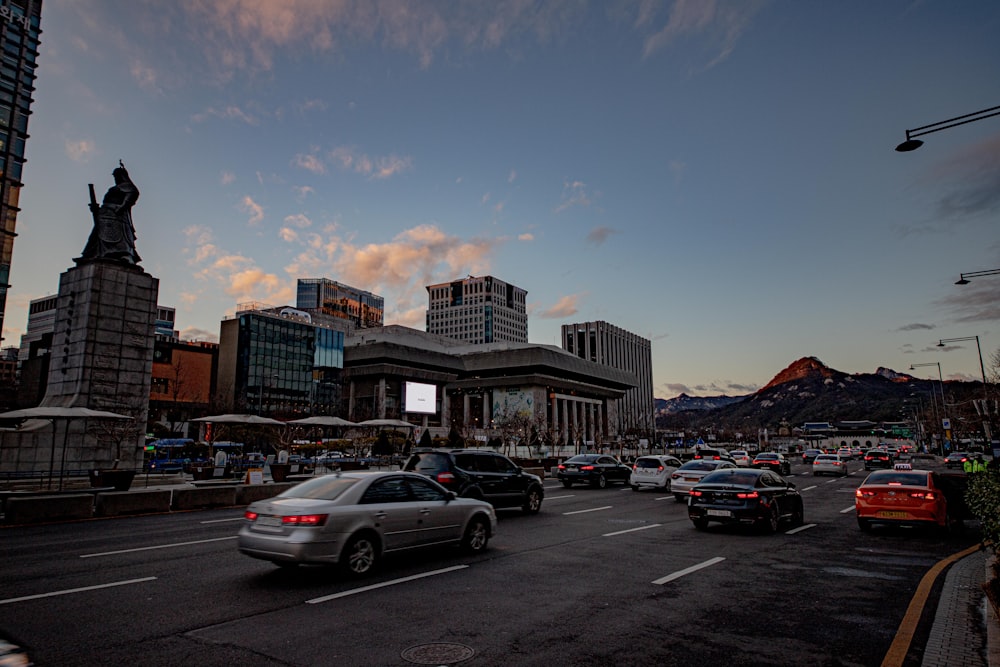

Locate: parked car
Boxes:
[855,467,963,533]
[238,471,497,575]
[944,451,971,469]
[801,449,824,465]
[863,449,892,470]
[751,452,791,476]
[688,467,804,533]
[813,453,850,477]
[402,449,544,513]
[729,450,752,467]
[556,454,632,488]
[669,459,736,502]
[629,455,683,491]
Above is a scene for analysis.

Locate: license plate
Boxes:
[257,515,281,527]
[707,509,731,517]
[685,477,698,482]
[876,510,907,519]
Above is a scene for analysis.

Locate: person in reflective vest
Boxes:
[963,457,975,474]
[973,455,988,473]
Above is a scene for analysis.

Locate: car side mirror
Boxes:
[444,491,457,501]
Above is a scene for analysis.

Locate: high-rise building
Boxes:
[425,275,527,344]
[296,278,384,329]
[0,1,42,338]
[561,321,654,440]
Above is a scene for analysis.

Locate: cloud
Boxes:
[518,233,534,241]
[538,294,581,319]
[586,226,619,245]
[240,196,265,226]
[936,280,1000,324]
[279,227,299,243]
[293,152,326,175]
[182,225,292,307]
[191,105,259,125]
[293,185,314,199]
[638,0,764,70]
[555,180,595,213]
[130,59,160,93]
[329,146,412,180]
[896,323,935,332]
[220,171,236,185]
[927,134,1000,223]
[508,169,517,183]
[65,139,96,162]
[178,326,219,343]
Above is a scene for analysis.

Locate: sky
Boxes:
[5,0,1000,399]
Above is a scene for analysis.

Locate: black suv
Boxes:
[402,449,544,514]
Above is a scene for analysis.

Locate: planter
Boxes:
[269,463,292,482]
[90,469,136,491]
[191,466,215,481]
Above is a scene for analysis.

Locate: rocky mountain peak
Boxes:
[760,356,834,392]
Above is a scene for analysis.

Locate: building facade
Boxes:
[425,275,527,344]
[296,278,384,329]
[216,304,346,418]
[0,0,41,337]
[148,337,217,438]
[561,321,655,440]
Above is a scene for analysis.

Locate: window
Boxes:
[361,477,411,503]
[407,477,448,501]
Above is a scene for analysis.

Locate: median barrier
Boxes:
[234,482,296,505]
[95,489,172,517]
[171,485,237,511]
[4,494,94,524]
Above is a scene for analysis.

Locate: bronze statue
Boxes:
[78,161,141,265]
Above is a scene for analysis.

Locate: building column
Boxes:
[560,398,569,447]
[377,378,387,419]
[348,380,356,420]
[463,394,471,428]
[440,390,449,428]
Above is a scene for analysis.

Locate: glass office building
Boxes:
[296,278,384,329]
[0,1,41,338]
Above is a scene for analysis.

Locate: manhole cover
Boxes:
[401,642,475,665]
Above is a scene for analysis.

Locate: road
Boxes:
[0,457,978,666]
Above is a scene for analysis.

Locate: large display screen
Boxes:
[405,381,437,414]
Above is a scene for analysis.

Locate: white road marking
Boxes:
[654,496,673,501]
[563,505,613,515]
[0,577,157,606]
[785,523,816,535]
[306,565,468,603]
[80,536,237,558]
[840,505,857,514]
[201,517,244,524]
[652,556,726,585]
[603,523,662,537]
[800,485,817,492]
[825,479,841,484]
[545,494,574,500]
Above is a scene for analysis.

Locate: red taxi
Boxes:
[855,464,958,532]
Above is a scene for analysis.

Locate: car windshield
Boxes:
[699,470,760,486]
[280,475,360,500]
[679,460,719,471]
[755,454,778,461]
[634,458,663,469]
[816,455,837,461]
[566,455,600,463]
[406,452,452,474]
[864,471,930,486]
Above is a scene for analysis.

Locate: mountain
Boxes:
[656,356,984,436]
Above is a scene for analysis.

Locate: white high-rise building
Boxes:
[425,275,527,344]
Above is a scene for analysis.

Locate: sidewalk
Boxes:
[921,548,997,667]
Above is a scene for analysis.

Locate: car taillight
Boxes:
[657,466,664,472]
[694,455,703,459]
[557,464,566,470]
[632,465,638,471]
[712,456,720,460]
[832,461,841,466]
[580,465,595,471]
[244,511,258,520]
[689,489,703,497]
[281,514,328,526]
[909,491,936,500]
[671,473,680,479]
[736,491,759,499]
[437,472,457,484]
[856,489,876,497]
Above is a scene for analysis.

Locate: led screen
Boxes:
[405,381,437,414]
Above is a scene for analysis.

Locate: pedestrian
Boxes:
[974,454,988,473]
[963,456,975,474]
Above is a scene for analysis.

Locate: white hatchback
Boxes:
[729,450,752,466]
[629,455,682,491]
[813,453,850,477]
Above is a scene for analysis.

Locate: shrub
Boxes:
[965,469,1000,555]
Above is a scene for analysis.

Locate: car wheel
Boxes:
[858,518,872,532]
[522,487,542,514]
[462,516,490,553]
[674,493,686,503]
[561,480,573,488]
[341,532,378,577]
[760,504,779,534]
[692,517,709,530]
[594,474,607,489]
[631,484,639,492]
[813,471,819,476]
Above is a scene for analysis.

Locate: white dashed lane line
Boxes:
[785,523,816,535]
[603,523,662,537]
[800,485,817,492]
[563,506,613,515]
[652,557,726,585]
[840,506,856,514]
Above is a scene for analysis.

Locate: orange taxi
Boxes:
[855,464,958,532]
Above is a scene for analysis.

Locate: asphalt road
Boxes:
[0,457,979,666]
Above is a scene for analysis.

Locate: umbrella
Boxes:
[357,418,417,429]
[0,406,132,490]
[287,416,358,427]
[191,414,286,425]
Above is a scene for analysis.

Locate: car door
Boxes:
[761,472,792,515]
[358,476,423,552]
[598,456,627,482]
[489,453,526,508]
[405,475,466,546]
[455,453,502,505]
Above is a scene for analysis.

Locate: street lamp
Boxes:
[910,362,947,454]
[937,336,991,444]
[955,268,1000,285]
[895,104,1000,152]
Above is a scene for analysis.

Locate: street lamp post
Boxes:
[937,336,992,447]
[955,268,1000,285]
[895,104,1000,152]
[910,362,947,454]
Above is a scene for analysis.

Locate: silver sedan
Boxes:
[238,471,497,576]
[670,460,737,502]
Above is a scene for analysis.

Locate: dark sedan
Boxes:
[751,452,791,476]
[688,468,804,533]
[556,454,632,488]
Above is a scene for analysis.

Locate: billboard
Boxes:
[405,381,437,414]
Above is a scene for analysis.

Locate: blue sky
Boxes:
[7,1,1000,398]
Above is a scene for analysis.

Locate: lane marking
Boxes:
[563,506,613,515]
[80,536,237,558]
[654,496,673,501]
[544,494,574,501]
[825,479,841,484]
[652,556,725,585]
[800,485,817,492]
[881,544,980,667]
[785,523,816,535]
[306,565,468,604]
[603,523,662,537]
[0,577,157,606]
[201,517,244,524]
[840,506,856,514]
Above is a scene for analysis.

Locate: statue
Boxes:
[78,161,141,265]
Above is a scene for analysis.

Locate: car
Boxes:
[238,471,497,575]
[556,454,632,488]
[836,448,854,461]
[687,467,804,533]
[885,447,900,460]
[402,448,544,513]
[813,453,850,477]
[863,449,892,470]
[729,450,752,466]
[801,449,824,465]
[944,451,971,469]
[629,455,683,491]
[855,467,963,533]
[669,459,736,502]
[751,452,791,476]
[691,447,735,463]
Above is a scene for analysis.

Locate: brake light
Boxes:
[437,472,457,484]
[909,491,936,500]
[736,491,759,499]
[657,466,664,472]
[580,465,595,471]
[856,489,877,498]
[671,473,680,479]
[712,456,720,460]
[694,455,703,459]
[281,514,328,526]
[244,511,258,520]
[689,489,703,497]
[557,464,566,470]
